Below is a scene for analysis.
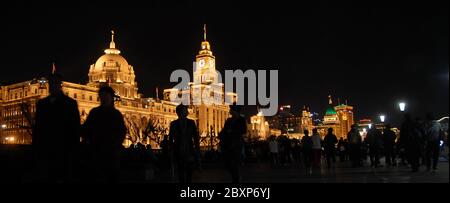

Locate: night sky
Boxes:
[1,1,448,124]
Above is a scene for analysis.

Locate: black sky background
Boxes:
[0,0,448,124]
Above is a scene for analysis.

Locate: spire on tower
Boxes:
[328,95,333,105]
[110,30,116,49]
[105,30,121,54]
[203,24,207,41]
[52,62,56,74]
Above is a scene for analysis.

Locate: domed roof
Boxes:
[89,30,133,75]
[325,95,337,115]
[325,106,337,115]
[92,53,130,72]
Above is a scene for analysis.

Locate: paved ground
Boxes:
[142,157,449,183]
[1,145,448,183]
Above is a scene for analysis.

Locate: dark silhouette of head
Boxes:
[312,128,318,134]
[385,124,391,129]
[176,104,188,119]
[99,86,115,107]
[48,73,63,95]
[229,103,242,118]
[303,129,309,136]
[351,124,358,130]
[328,128,333,134]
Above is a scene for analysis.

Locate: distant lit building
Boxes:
[248,111,270,140]
[316,95,355,139]
[300,105,314,134]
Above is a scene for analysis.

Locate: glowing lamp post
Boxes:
[398,102,406,112]
[379,115,385,123]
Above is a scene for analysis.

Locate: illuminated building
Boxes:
[315,95,355,139]
[300,105,314,134]
[0,28,235,148]
[248,111,270,140]
[269,105,300,134]
[335,102,355,138]
[163,25,237,149]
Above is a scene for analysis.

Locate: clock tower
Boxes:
[194,24,218,85]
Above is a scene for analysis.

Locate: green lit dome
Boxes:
[325,106,337,115]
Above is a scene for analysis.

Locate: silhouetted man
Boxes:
[168,104,200,183]
[337,137,346,162]
[383,124,397,166]
[301,130,313,170]
[424,113,442,172]
[33,73,81,183]
[367,126,383,168]
[219,104,247,183]
[400,114,422,172]
[83,86,126,183]
[323,128,338,168]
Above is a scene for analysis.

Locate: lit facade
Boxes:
[1,30,234,148]
[317,95,355,139]
[248,111,270,141]
[163,25,237,149]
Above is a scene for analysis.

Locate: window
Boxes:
[89,96,93,101]
[74,93,77,99]
[82,95,85,100]
[25,92,27,97]
[35,89,37,94]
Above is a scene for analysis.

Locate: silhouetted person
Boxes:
[383,124,397,166]
[399,114,422,172]
[219,104,247,183]
[367,126,383,168]
[168,104,200,183]
[32,73,81,183]
[268,136,279,167]
[301,130,313,171]
[160,135,170,170]
[337,137,346,162]
[323,128,338,168]
[347,125,362,167]
[424,113,442,172]
[311,128,322,168]
[83,86,127,183]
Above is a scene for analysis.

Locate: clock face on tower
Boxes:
[198,59,205,68]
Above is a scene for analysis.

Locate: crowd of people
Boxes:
[29,72,448,183]
[262,115,448,174]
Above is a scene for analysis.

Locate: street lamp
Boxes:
[398,102,406,112]
[379,115,386,123]
[1,124,5,129]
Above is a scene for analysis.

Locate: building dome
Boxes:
[325,106,337,115]
[91,53,133,74]
[89,30,134,75]
[325,95,337,115]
